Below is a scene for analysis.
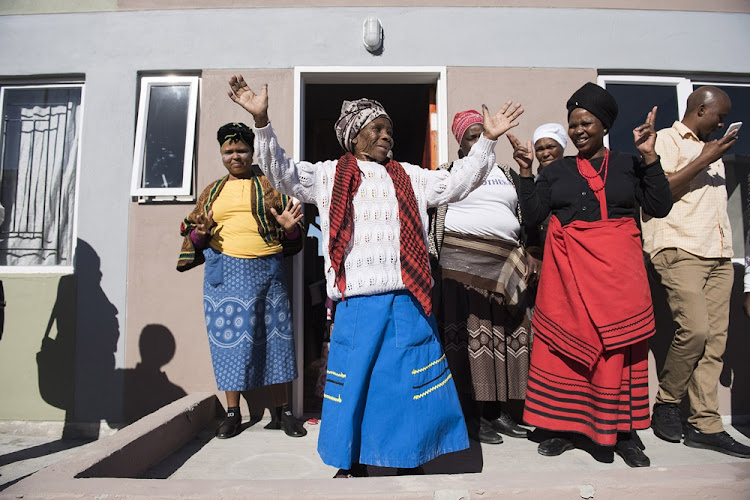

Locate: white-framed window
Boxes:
[0,83,84,271]
[130,76,199,198]
[598,75,750,261]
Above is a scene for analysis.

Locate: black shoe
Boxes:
[334,462,368,478]
[683,424,750,458]
[280,406,307,437]
[538,437,575,456]
[477,418,503,444]
[488,411,528,438]
[264,407,282,430]
[216,418,241,439]
[652,403,683,443]
[615,438,651,467]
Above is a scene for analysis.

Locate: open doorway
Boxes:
[299,81,437,415]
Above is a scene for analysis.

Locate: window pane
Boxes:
[698,84,750,260]
[0,86,81,266]
[607,84,679,155]
[140,84,189,189]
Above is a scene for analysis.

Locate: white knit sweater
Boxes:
[254,123,497,301]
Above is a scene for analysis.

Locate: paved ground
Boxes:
[2,412,750,498]
[142,416,750,480]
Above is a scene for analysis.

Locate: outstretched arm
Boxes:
[422,101,524,207]
[226,75,323,203]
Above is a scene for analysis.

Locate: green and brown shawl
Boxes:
[176,166,303,272]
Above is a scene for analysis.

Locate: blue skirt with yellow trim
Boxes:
[317,290,469,469]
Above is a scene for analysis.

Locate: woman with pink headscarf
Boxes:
[428,110,540,445]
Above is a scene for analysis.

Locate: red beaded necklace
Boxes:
[576,148,610,219]
[576,148,609,191]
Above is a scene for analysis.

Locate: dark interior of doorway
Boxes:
[301,83,433,415]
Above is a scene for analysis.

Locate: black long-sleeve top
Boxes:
[518,150,673,227]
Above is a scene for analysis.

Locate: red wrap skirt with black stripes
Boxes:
[523,216,653,446]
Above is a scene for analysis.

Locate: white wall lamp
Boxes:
[363,15,383,53]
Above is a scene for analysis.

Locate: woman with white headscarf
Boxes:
[506,123,568,270]
[226,74,524,477]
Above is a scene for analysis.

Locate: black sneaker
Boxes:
[652,403,682,443]
[683,425,750,459]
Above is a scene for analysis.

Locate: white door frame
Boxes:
[291,66,448,415]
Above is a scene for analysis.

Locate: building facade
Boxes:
[1,1,748,431]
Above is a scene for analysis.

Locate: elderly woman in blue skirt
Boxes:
[177,122,306,439]
[226,74,524,476]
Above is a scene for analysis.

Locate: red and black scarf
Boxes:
[328,152,433,315]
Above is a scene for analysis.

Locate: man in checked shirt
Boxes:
[641,86,750,459]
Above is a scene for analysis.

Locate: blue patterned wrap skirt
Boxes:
[202,247,297,391]
[317,290,469,469]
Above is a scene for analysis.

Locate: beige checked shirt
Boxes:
[641,121,733,260]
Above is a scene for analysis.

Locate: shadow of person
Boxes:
[2,249,101,470]
[123,324,187,424]
[71,239,122,428]
[719,263,750,438]
[36,274,77,424]
[646,258,678,379]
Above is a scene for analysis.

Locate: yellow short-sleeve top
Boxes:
[208,179,282,258]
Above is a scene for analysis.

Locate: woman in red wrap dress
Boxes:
[516,83,673,468]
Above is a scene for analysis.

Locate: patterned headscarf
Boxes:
[451,110,483,144]
[334,98,391,153]
[217,122,255,147]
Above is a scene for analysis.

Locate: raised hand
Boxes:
[227,75,269,127]
[634,106,658,164]
[482,102,524,141]
[270,199,303,232]
[195,209,214,239]
[507,133,534,172]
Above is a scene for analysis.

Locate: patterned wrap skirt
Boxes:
[436,232,531,402]
[317,291,469,469]
[202,247,297,391]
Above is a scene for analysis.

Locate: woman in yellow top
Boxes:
[178,122,305,439]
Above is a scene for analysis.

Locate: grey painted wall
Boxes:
[1,8,749,73]
[1,6,747,422]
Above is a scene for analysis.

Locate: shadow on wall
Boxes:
[720,263,750,437]
[70,239,122,427]
[123,324,187,423]
[2,239,119,473]
[36,241,189,430]
[648,260,750,438]
[36,239,120,434]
